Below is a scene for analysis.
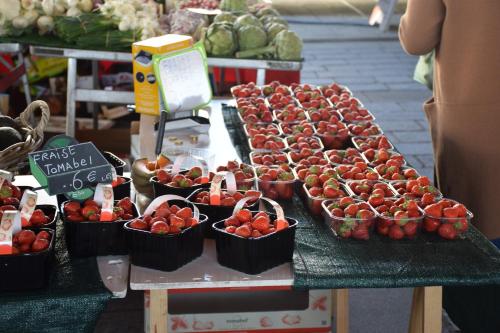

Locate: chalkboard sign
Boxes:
[29,142,113,195]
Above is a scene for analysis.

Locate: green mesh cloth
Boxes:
[223,104,500,289]
[0,220,111,333]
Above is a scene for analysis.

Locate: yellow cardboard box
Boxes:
[132,34,193,116]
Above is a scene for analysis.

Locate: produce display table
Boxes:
[0,176,128,333]
[128,101,500,333]
[27,45,302,137]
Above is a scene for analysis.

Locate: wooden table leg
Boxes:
[149,289,168,333]
[408,286,442,333]
[332,289,349,333]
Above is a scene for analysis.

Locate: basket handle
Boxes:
[209,171,237,205]
[232,196,288,230]
[18,100,50,138]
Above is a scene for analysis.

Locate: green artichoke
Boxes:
[236,30,303,61]
[234,14,263,31]
[265,22,287,43]
[260,15,288,27]
[237,25,267,51]
[203,23,237,57]
[256,7,280,18]
[220,0,248,12]
[214,12,237,24]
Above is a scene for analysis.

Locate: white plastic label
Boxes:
[94,183,114,222]
[0,211,21,254]
[19,190,38,227]
[0,169,13,190]
[209,171,237,206]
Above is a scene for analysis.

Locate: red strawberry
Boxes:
[438,223,457,240]
[388,225,404,240]
[235,225,251,238]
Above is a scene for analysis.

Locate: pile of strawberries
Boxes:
[353,135,393,151]
[314,121,349,149]
[347,180,396,201]
[216,161,256,190]
[192,190,261,207]
[262,81,290,97]
[286,135,322,151]
[347,122,382,136]
[63,197,135,222]
[338,105,375,122]
[391,177,441,199]
[234,81,474,241]
[279,121,314,136]
[223,209,289,239]
[21,208,51,227]
[245,123,281,137]
[157,166,212,188]
[375,164,419,181]
[325,197,376,240]
[362,148,405,167]
[325,148,364,165]
[320,82,351,98]
[335,163,379,181]
[289,150,324,164]
[11,229,52,254]
[308,107,342,123]
[249,134,286,150]
[0,181,22,206]
[267,93,295,110]
[237,97,273,123]
[128,202,199,234]
[274,106,308,123]
[232,82,262,98]
[294,154,329,167]
[374,197,423,239]
[256,166,295,200]
[250,152,289,167]
[422,199,470,239]
[303,168,347,215]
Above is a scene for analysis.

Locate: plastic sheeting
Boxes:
[223,104,500,290]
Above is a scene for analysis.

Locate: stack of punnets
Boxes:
[223,81,500,289]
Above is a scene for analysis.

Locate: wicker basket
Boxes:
[0,100,50,172]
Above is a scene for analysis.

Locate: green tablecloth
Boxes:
[223,105,500,289]
[0,220,111,333]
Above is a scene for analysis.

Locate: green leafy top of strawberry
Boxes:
[328,202,340,210]
[278,171,294,181]
[0,185,13,199]
[308,165,320,174]
[178,178,191,188]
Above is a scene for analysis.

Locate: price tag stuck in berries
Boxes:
[0,170,13,190]
[0,211,21,255]
[29,142,113,196]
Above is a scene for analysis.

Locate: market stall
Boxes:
[1,93,500,332]
[0,0,304,137]
[1,2,500,333]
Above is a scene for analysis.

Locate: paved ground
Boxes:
[273,0,407,16]
[298,39,434,179]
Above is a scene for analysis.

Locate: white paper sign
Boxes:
[154,46,212,113]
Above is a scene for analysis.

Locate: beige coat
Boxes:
[399,0,500,239]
